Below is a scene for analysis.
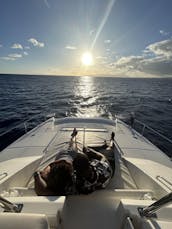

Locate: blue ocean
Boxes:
[0,74,172,157]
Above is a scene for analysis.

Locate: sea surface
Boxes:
[0,74,172,157]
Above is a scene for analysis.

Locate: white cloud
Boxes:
[28,38,45,47]
[112,56,144,74]
[145,39,172,58]
[8,53,22,58]
[104,39,111,44]
[1,57,15,61]
[96,56,108,64]
[11,43,23,49]
[65,46,77,50]
[1,53,23,61]
[23,51,28,56]
[160,30,169,36]
[110,38,172,77]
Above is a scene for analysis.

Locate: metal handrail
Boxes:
[0,196,23,212]
[156,175,172,191]
[138,192,172,217]
[0,122,27,138]
[134,119,172,145]
[0,114,51,138]
[0,116,35,137]
[0,173,8,181]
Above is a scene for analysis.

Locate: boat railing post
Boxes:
[24,122,27,133]
[115,118,117,130]
[142,123,146,135]
[52,117,55,130]
[83,127,86,147]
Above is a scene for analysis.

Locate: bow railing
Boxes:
[0,114,55,151]
[130,118,172,158]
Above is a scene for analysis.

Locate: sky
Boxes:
[0,0,172,77]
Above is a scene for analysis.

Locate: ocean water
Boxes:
[0,74,172,157]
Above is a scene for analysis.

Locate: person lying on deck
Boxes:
[73,146,113,194]
[34,129,114,196]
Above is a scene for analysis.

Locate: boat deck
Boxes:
[0,117,172,229]
[114,120,172,195]
[0,117,172,197]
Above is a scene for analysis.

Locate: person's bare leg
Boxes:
[69,128,78,151]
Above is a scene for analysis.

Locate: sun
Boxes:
[81,52,93,66]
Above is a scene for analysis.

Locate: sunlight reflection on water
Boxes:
[74,76,106,118]
[76,76,93,98]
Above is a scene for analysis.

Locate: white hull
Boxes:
[0,117,172,229]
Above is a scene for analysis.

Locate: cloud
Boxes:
[23,51,28,56]
[28,38,45,47]
[1,57,15,61]
[0,44,3,48]
[65,46,77,50]
[8,53,22,58]
[11,43,23,49]
[159,30,169,36]
[111,56,144,75]
[110,38,172,77]
[141,57,172,76]
[145,39,172,58]
[1,53,22,61]
[104,39,111,44]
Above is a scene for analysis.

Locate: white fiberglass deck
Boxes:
[114,120,172,195]
[0,117,172,229]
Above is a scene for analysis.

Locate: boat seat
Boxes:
[57,191,122,229]
[0,213,50,229]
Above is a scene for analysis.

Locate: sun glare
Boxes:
[81,52,93,66]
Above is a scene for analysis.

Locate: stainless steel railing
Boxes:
[0,115,42,138]
[134,119,172,145]
[0,114,53,151]
[129,118,172,157]
[156,175,172,191]
[0,173,8,181]
[138,192,172,217]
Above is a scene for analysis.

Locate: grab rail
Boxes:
[0,172,8,181]
[0,116,38,138]
[128,119,172,158]
[134,119,172,145]
[0,114,55,152]
[156,175,172,191]
[0,122,27,138]
[0,196,23,212]
[138,192,172,218]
